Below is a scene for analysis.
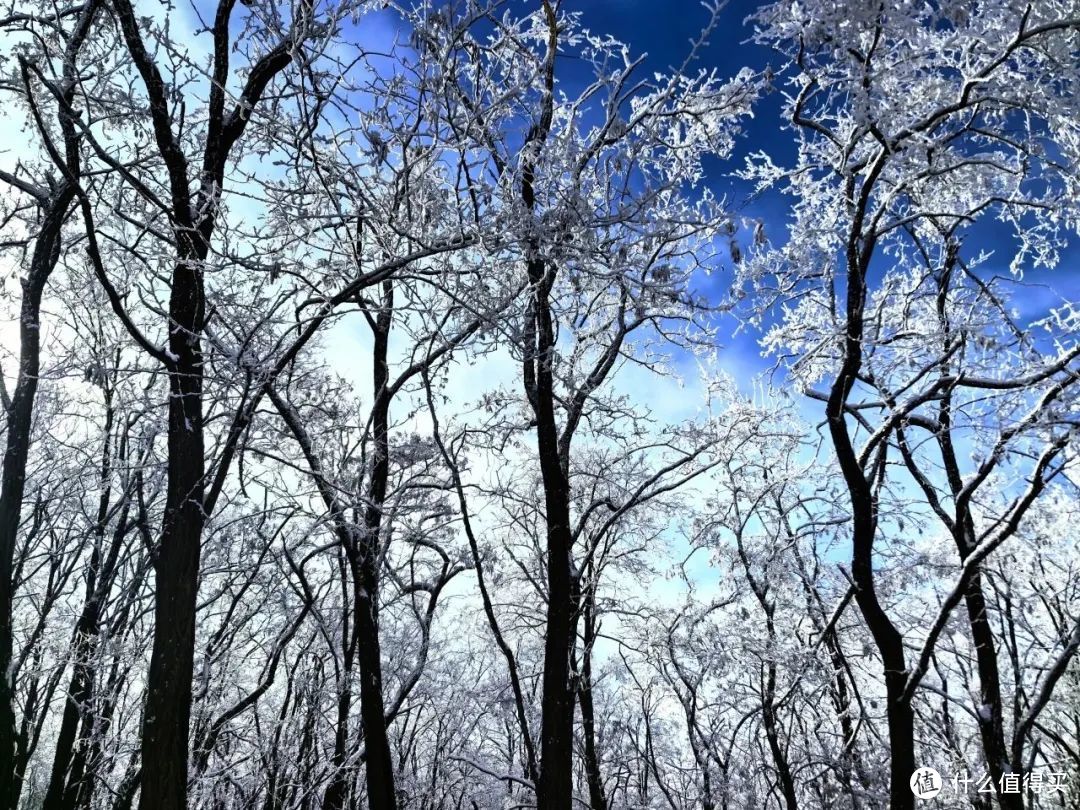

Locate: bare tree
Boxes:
[1,1,1078,808]
[745,1,1080,806]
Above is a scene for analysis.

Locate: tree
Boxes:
[423,4,757,803]
[61,0,333,803]
[2,0,1079,807]
[745,1,1080,806]
[0,3,105,801]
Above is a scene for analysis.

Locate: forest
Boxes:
[1,0,1079,808]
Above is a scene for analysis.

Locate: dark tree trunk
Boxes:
[527,258,577,810]
[0,218,61,810]
[827,215,915,810]
[319,531,358,809]
[0,0,101,793]
[320,280,397,810]
[579,593,607,810]
[294,671,320,810]
[515,6,566,804]
[112,752,140,810]
[842,473,915,810]
[354,280,397,810]
[354,560,395,810]
[930,256,1021,810]
[962,569,1018,809]
[762,663,799,810]
[138,247,207,810]
[102,0,296,802]
[0,57,107,787]
[41,556,108,810]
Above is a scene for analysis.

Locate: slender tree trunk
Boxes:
[762,662,799,810]
[516,6,565,803]
[527,261,577,810]
[42,562,106,810]
[112,751,140,810]
[847,500,915,810]
[963,572,1019,810]
[0,0,101,793]
[321,652,355,810]
[354,556,395,809]
[827,218,915,810]
[295,673,319,810]
[320,554,357,810]
[931,257,1020,810]
[138,247,207,810]
[354,281,397,810]
[0,174,80,807]
[579,594,607,810]
[0,270,47,810]
[323,282,397,810]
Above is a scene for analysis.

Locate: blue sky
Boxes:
[557,0,790,381]
[322,0,1080,399]
[563,0,1080,382]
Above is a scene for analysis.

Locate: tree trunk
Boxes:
[528,260,577,810]
[0,192,73,810]
[354,280,397,810]
[762,662,799,810]
[325,281,397,810]
[848,509,915,810]
[827,232,915,810]
[321,653,355,810]
[822,185,920,807]
[42,564,105,810]
[933,260,1020,810]
[0,1,100,796]
[579,594,607,810]
[138,249,207,810]
[319,551,356,810]
[102,1,295,800]
[354,568,395,809]
[963,572,1020,810]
